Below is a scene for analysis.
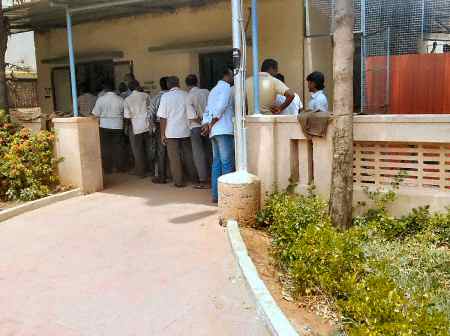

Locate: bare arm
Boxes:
[271,89,295,114]
[160,118,167,145]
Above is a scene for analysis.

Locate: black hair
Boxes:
[222,67,233,78]
[274,73,285,83]
[118,82,128,93]
[78,83,88,94]
[102,81,113,92]
[128,80,140,91]
[185,74,199,87]
[306,71,325,90]
[167,76,180,89]
[261,58,278,72]
[160,77,169,91]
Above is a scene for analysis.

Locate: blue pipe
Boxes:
[251,0,260,115]
[66,7,79,117]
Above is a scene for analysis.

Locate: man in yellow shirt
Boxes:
[246,59,295,115]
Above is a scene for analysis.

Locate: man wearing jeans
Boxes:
[157,76,197,188]
[185,74,211,189]
[202,69,235,203]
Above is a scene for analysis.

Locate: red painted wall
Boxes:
[366,53,450,114]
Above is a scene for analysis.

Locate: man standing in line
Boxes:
[124,80,155,178]
[150,77,171,184]
[157,76,197,188]
[246,58,295,115]
[92,81,125,174]
[185,74,211,189]
[202,68,235,203]
[77,84,97,117]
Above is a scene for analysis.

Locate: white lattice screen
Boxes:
[354,142,450,191]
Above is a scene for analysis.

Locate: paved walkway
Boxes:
[0,175,269,336]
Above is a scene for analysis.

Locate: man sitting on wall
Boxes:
[92,81,126,174]
[306,71,328,112]
[246,58,295,115]
[274,73,303,115]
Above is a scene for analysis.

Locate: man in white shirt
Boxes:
[124,80,155,178]
[202,68,235,203]
[306,71,329,112]
[77,84,97,117]
[150,77,171,184]
[157,76,197,188]
[274,74,303,115]
[185,74,211,189]
[246,59,296,115]
[92,82,125,174]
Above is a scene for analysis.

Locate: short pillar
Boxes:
[219,171,261,227]
[53,117,103,193]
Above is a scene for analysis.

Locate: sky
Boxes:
[4,0,37,71]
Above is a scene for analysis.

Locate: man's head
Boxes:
[124,73,135,85]
[102,81,113,92]
[166,76,180,89]
[79,83,88,95]
[128,80,140,92]
[185,74,199,88]
[274,73,285,83]
[261,59,279,76]
[118,82,128,93]
[160,77,169,91]
[222,68,234,85]
[306,71,325,93]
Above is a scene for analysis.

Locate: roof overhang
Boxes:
[5,0,223,34]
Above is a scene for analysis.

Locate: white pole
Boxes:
[65,7,79,117]
[231,0,247,172]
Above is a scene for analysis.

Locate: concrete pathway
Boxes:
[0,175,269,336]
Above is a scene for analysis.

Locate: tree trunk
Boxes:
[329,0,355,230]
[0,1,8,114]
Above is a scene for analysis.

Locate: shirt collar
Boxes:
[218,80,230,87]
[169,87,180,92]
[311,90,323,98]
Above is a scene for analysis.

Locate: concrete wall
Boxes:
[35,0,304,118]
[247,114,450,216]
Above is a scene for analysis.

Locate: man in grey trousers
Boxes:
[185,74,211,189]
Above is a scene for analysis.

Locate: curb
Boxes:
[0,189,82,222]
[227,220,300,336]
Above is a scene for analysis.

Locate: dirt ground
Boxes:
[241,227,337,336]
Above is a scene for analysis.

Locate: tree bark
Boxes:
[329,0,355,230]
[0,1,8,114]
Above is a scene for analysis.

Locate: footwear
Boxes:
[152,177,167,184]
[212,199,218,204]
[174,183,187,188]
[194,182,210,190]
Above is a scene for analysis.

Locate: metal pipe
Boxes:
[420,0,426,43]
[385,26,391,113]
[251,0,260,115]
[50,0,154,14]
[231,0,247,171]
[65,7,79,117]
[360,0,366,113]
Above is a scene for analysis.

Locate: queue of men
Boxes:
[78,58,328,203]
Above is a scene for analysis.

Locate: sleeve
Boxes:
[157,95,168,119]
[91,98,102,117]
[202,108,212,125]
[273,77,290,96]
[123,99,131,119]
[186,94,197,120]
[212,86,231,119]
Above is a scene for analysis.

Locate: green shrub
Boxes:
[258,190,450,335]
[0,118,59,201]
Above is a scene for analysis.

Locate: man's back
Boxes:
[157,88,190,139]
[206,81,234,137]
[246,72,289,114]
[186,87,209,129]
[92,92,124,129]
[124,91,151,134]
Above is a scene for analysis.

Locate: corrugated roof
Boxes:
[5,0,222,34]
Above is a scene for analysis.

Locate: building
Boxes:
[5,0,305,119]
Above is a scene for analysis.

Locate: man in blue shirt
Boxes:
[202,68,236,203]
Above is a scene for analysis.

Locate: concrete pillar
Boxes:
[53,117,103,193]
[219,171,261,227]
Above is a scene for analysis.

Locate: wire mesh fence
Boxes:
[305,0,450,114]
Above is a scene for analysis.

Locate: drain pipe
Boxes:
[218,0,261,227]
[65,7,79,117]
[251,0,261,115]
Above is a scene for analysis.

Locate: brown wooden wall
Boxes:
[366,53,450,114]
